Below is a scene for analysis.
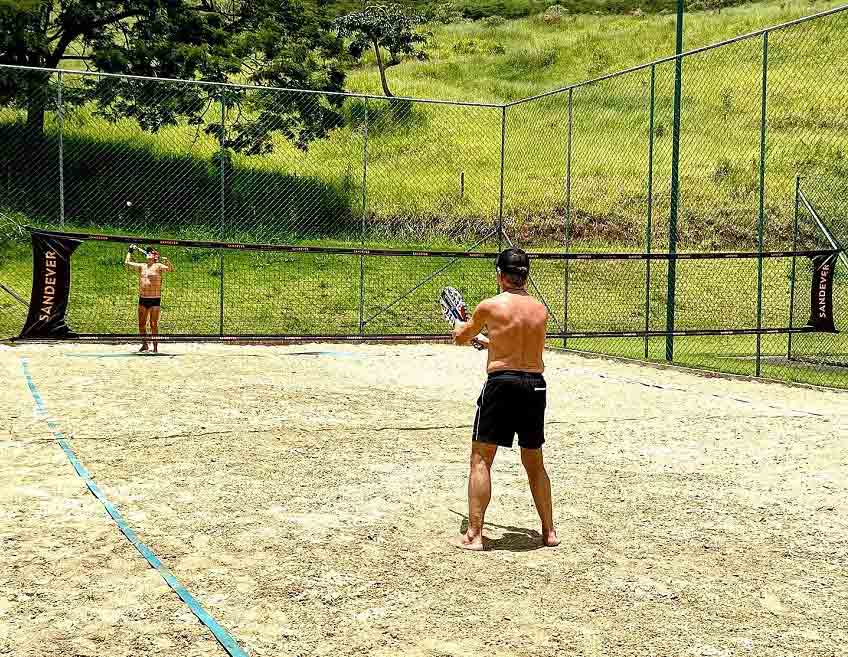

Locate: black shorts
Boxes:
[138,297,161,309]
[473,370,547,449]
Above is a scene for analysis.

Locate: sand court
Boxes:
[2,342,847,657]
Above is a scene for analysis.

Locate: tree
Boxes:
[334,4,429,98]
[0,0,349,152]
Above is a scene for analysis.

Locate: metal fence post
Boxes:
[359,98,369,336]
[219,91,226,241]
[787,176,801,360]
[756,31,769,377]
[563,89,573,349]
[644,65,656,359]
[218,91,227,335]
[498,105,506,254]
[666,12,684,362]
[57,71,65,227]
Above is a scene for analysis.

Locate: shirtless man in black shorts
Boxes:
[451,248,559,551]
[124,247,173,353]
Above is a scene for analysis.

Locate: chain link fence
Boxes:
[1,5,847,387]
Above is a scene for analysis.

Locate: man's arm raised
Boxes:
[124,250,142,270]
[453,300,488,346]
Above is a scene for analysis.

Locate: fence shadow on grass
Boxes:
[0,123,358,241]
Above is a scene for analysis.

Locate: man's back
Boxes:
[482,290,548,374]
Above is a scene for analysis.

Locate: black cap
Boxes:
[496,248,529,275]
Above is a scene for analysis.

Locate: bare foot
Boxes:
[449,533,485,551]
[542,530,561,548]
[139,343,148,352]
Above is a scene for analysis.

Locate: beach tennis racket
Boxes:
[440,287,486,350]
[440,286,469,326]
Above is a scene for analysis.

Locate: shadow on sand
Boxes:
[449,509,544,552]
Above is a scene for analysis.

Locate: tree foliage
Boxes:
[0,0,350,152]
[335,3,429,97]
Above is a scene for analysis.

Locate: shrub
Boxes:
[543,4,568,23]
[451,38,506,56]
[452,38,482,55]
[587,48,612,75]
[480,15,507,27]
[507,46,559,72]
[428,3,466,24]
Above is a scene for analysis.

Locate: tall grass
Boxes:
[346,0,845,101]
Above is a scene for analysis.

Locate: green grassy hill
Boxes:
[1,0,846,249]
[344,0,843,102]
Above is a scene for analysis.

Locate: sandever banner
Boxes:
[806,253,838,333]
[19,232,82,338]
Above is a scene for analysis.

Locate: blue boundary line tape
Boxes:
[20,357,249,657]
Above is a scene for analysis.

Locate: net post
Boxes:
[359,98,369,337]
[644,65,656,360]
[666,6,684,363]
[497,104,506,300]
[562,89,573,349]
[219,251,225,336]
[756,31,769,377]
[57,71,65,227]
[788,175,801,360]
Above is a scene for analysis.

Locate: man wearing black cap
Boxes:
[450,247,559,550]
